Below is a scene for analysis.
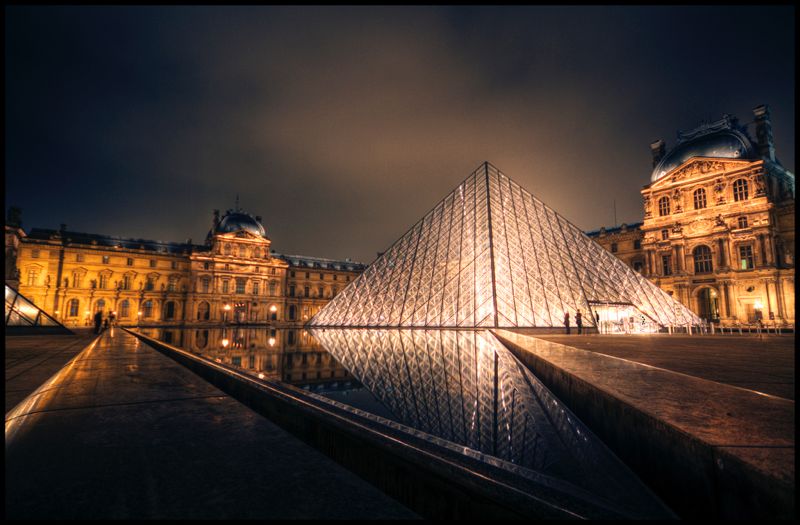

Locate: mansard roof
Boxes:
[24,228,209,255]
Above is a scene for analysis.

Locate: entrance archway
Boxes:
[696,287,720,322]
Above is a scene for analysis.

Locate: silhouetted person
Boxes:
[564,312,570,334]
[109,312,116,326]
[576,310,583,335]
[93,311,103,334]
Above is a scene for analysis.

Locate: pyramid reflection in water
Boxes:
[310,163,700,328]
[312,328,669,516]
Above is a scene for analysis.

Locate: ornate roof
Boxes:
[651,115,757,183]
[213,210,267,239]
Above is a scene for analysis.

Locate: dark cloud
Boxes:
[5,6,795,263]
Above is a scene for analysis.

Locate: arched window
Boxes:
[69,299,80,317]
[253,248,260,259]
[239,245,247,258]
[197,301,210,321]
[224,244,232,255]
[658,196,670,216]
[164,301,176,319]
[143,300,154,318]
[120,300,130,318]
[733,179,749,202]
[95,299,106,313]
[693,245,713,274]
[693,188,707,209]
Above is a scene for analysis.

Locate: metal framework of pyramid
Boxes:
[310,163,701,328]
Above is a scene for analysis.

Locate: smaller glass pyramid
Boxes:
[5,285,72,333]
[311,163,701,329]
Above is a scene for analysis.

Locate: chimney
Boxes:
[650,140,666,167]
[212,209,220,229]
[753,104,776,162]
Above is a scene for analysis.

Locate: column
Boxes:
[758,235,767,267]
[717,238,726,268]
[721,281,731,318]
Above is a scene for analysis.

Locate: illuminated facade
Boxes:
[311,163,699,329]
[9,208,364,327]
[589,105,795,326]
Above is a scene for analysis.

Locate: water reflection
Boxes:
[311,328,660,513]
[139,327,357,390]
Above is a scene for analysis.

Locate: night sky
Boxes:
[5,6,795,264]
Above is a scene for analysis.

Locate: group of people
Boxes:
[562,309,599,335]
[93,310,116,334]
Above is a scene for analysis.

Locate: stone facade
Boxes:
[589,106,795,326]
[8,208,365,327]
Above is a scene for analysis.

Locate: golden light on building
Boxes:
[221,338,229,348]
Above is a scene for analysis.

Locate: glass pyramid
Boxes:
[5,284,72,333]
[310,163,701,328]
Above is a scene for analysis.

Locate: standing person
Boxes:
[93,310,103,334]
[109,311,116,326]
[564,312,570,335]
[576,310,583,335]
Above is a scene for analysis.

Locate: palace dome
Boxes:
[214,211,267,238]
[651,129,756,183]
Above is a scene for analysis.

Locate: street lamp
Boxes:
[223,303,231,323]
[137,311,142,327]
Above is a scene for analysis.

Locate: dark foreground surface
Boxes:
[5,328,418,520]
[529,333,795,400]
[5,329,98,413]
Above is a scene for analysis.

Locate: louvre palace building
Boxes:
[588,105,794,326]
[6,208,365,327]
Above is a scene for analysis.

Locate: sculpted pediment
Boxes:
[651,157,756,189]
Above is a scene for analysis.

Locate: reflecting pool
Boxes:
[138,325,668,517]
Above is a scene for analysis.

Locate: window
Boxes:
[69,299,79,317]
[610,243,618,253]
[99,274,109,289]
[320,273,324,280]
[269,281,277,296]
[739,245,755,270]
[203,262,210,270]
[318,286,324,297]
[31,249,40,258]
[332,286,338,296]
[288,305,296,321]
[633,240,641,250]
[222,280,230,293]
[150,259,156,268]
[633,261,643,272]
[305,272,310,278]
[95,299,106,313]
[171,261,177,270]
[201,277,210,293]
[239,245,247,258]
[693,188,707,209]
[662,255,672,276]
[224,244,232,255]
[661,229,669,241]
[253,248,260,258]
[737,216,748,229]
[76,253,85,262]
[693,246,713,274]
[122,275,132,290]
[733,179,749,202]
[304,286,310,297]
[289,285,295,297]
[145,277,155,291]
[167,277,178,292]
[291,271,295,277]
[253,281,260,295]
[164,301,176,319]
[658,196,670,216]
[102,255,110,264]
[236,279,246,294]
[143,300,153,318]
[120,300,130,318]
[73,272,83,289]
[127,258,134,266]
[333,274,337,281]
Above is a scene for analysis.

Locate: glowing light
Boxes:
[54,310,60,314]
[754,300,763,310]
[268,337,276,347]
[223,304,231,311]
[221,338,229,347]
[269,305,277,312]
[257,373,265,379]
[137,311,142,316]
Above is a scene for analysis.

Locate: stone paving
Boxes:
[5,328,99,413]
[5,327,418,520]
[528,333,795,400]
